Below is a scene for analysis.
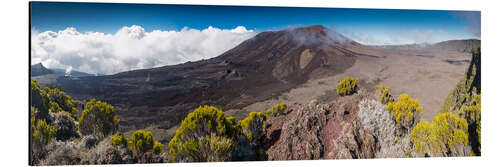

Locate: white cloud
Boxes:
[31,25,256,75]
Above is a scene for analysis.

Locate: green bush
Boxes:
[48,101,63,113]
[31,80,50,121]
[462,94,481,155]
[152,141,163,154]
[432,112,469,155]
[410,121,432,154]
[265,103,287,118]
[78,98,119,137]
[33,120,57,147]
[168,105,238,162]
[31,80,81,121]
[386,93,422,133]
[111,133,128,148]
[238,112,267,142]
[410,112,469,156]
[376,84,394,104]
[336,76,359,96]
[178,133,236,162]
[46,87,77,115]
[129,130,155,154]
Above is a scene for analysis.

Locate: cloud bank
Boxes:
[31,25,256,75]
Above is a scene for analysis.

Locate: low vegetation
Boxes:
[78,98,119,138]
[265,103,287,117]
[31,80,169,165]
[386,93,423,134]
[128,130,164,155]
[152,141,164,154]
[336,76,359,96]
[168,105,239,162]
[410,112,469,156]
[111,133,128,148]
[52,111,79,141]
[462,94,481,155]
[376,84,394,104]
[238,112,267,142]
[33,120,57,148]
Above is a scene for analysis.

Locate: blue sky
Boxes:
[31,2,480,45]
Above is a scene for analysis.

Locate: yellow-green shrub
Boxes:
[31,80,81,121]
[376,84,394,104]
[78,98,119,137]
[265,103,287,117]
[129,130,154,154]
[168,106,238,162]
[238,112,267,142]
[33,120,57,147]
[462,94,481,154]
[46,87,77,115]
[410,112,469,156]
[111,133,128,148]
[180,133,236,162]
[31,80,50,121]
[152,141,164,154]
[48,101,63,113]
[336,76,359,96]
[410,121,432,154]
[387,93,422,133]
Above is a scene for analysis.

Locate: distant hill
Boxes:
[31,63,94,77]
[31,63,95,85]
[374,39,480,53]
[31,63,53,77]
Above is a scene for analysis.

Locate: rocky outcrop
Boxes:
[321,90,377,159]
[264,89,379,160]
[358,99,414,158]
[265,102,328,160]
[332,120,377,159]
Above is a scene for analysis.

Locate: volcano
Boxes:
[55,25,376,130]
